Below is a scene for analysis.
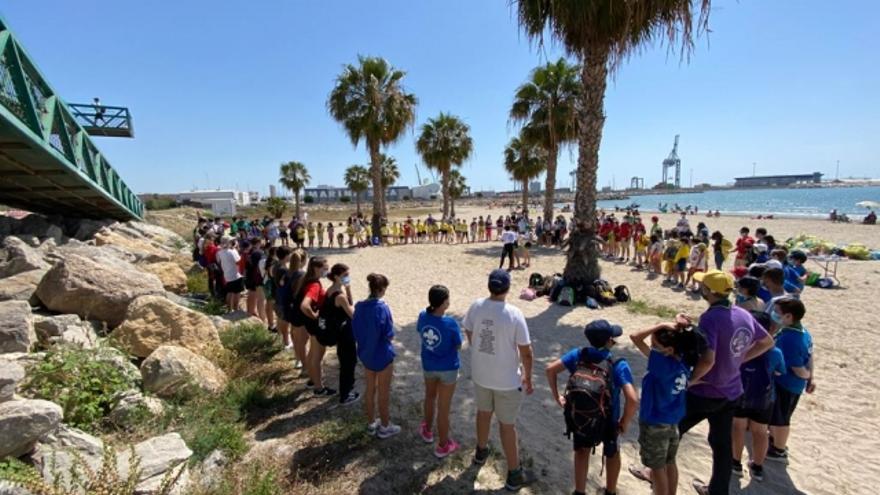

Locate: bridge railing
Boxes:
[68,103,134,138]
[0,17,143,219]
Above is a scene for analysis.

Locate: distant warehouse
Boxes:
[734,172,823,188]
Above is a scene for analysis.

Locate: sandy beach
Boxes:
[229,205,879,495]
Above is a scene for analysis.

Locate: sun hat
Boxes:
[693,269,735,294]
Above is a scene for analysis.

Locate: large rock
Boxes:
[35,254,164,327]
[0,237,49,278]
[0,269,46,303]
[0,300,35,353]
[211,310,265,332]
[94,346,142,386]
[141,345,227,398]
[94,230,174,264]
[33,314,98,349]
[33,425,104,488]
[137,262,187,294]
[18,215,64,244]
[117,432,192,482]
[0,360,25,402]
[109,390,165,427]
[0,399,63,458]
[113,296,220,358]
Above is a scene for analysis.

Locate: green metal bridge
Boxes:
[0,16,143,220]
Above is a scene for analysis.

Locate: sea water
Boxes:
[577,186,880,218]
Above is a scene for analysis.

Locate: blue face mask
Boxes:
[770,310,783,325]
[341,275,351,286]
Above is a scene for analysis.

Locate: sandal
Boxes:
[628,465,652,486]
[691,479,709,495]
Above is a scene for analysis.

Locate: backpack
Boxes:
[557,286,575,306]
[529,273,544,289]
[315,290,345,347]
[739,353,774,411]
[663,244,678,261]
[519,288,537,301]
[592,279,617,306]
[563,352,615,445]
[613,285,630,303]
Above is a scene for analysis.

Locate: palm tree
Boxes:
[510,57,580,224]
[515,0,711,284]
[328,56,417,239]
[447,170,468,219]
[279,161,310,219]
[504,132,547,217]
[415,113,473,218]
[380,154,400,209]
[343,165,370,214]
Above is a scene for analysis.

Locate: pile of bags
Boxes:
[785,234,877,260]
[521,273,630,309]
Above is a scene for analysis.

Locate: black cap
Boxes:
[488,269,511,293]
[584,319,623,347]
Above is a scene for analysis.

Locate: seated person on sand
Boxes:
[864,211,877,225]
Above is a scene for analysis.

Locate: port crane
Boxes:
[662,135,682,189]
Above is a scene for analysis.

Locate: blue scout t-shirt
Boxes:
[740,347,785,409]
[417,311,463,372]
[639,350,690,425]
[784,264,806,292]
[774,324,813,394]
[561,347,633,421]
[352,298,395,372]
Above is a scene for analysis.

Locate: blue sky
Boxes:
[3,1,878,196]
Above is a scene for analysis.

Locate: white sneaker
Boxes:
[366,419,380,435]
[376,422,401,439]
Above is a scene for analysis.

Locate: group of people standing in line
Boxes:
[191,213,814,495]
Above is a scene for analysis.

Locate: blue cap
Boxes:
[488,269,511,293]
[584,319,623,347]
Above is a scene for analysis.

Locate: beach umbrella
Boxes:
[856,200,880,209]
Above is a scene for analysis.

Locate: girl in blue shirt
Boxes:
[352,273,399,439]
[416,285,463,458]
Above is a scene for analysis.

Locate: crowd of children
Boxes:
[190,210,815,495]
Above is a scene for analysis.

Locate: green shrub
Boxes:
[22,346,135,432]
[186,270,209,294]
[339,196,351,203]
[219,323,281,362]
[303,195,315,204]
[190,297,226,316]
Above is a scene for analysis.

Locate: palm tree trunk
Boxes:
[543,142,558,223]
[564,47,608,285]
[522,179,530,217]
[356,192,362,215]
[294,191,301,219]
[441,167,451,219]
[451,194,456,219]
[368,141,384,242]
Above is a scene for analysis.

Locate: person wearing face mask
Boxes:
[733,276,765,313]
[296,256,333,396]
[681,270,776,495]
[320,263,359,405]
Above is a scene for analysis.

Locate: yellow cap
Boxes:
[693,269,735,294]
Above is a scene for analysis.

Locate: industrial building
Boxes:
[733,173,823,188]
[303,185,415,203]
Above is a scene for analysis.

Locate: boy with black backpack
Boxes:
[545,320,638,495]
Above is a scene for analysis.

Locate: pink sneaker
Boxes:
[434,438,460,459]
[419,420,434,443]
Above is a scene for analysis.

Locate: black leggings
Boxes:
[500,243,515,269]
[337,324,357,399]
[679,392,738,495]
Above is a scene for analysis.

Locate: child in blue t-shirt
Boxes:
[629,324,690,495]
[545,320,638,495]
[783,250,808,294]
[767,298,814,463]
[732,311,786,482]
[416,285,463,459]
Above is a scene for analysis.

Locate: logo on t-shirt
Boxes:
[730,326,753,357]
[422,325,442,350]
[673,373,687,395]
[477,319,495,355]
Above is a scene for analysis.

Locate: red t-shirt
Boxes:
[633,223,646,236]
[303,281,326,309]
[618,223,632,239]
[204,244,218,264]
[735,236,754,258]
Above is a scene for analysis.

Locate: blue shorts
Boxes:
[676,259,687,271]
[423,369,458,384]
